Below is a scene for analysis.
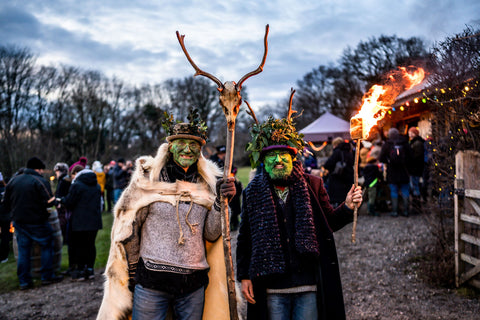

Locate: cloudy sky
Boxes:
[1,1,479,109]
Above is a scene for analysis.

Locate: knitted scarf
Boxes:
[245,161,320,278]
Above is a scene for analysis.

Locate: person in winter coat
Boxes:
[59,165,102,281]
[0,171,11,263]
[112,158,130,204]
[53,162,71,244]
[322,137,355,207]
[362,157,383,216]
[92,161,106,210]
[104,163,114,212]
[96,109,236,320]
[3,157,63,289]
[237,115,363,320]
[407,127,425,197]
[379,128,413,217]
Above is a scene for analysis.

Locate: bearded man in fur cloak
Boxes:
[97,109,236,320]
[236,114,363,320]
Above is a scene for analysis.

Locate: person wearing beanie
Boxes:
[69,156,88,173]
[408,127,425,213]
[3,156,63,289]
[236,103,363,319]
[58,166,102,281]
[379,127,413,217]
[97,108,236,320]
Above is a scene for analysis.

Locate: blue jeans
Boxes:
[267,291,318,320]
[113,188,123,204]
[14,222,54,286]
[389,183,409,200]
[410,176,421,197]
[132,284,205,320]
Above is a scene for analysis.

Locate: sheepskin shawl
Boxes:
[97,143,223,320]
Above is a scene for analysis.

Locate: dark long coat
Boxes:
[323,142,355,204]
[62,171,102,232]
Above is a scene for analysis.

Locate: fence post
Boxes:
[455,150,480,288]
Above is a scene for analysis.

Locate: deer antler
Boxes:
[244,100,259,125]
[236,24,269,89]
[176,31,224,89]
[287,87,297,121]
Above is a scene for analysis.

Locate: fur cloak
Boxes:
[97,143,230,320]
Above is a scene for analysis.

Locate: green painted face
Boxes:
[263,150,293,180]
[169,138,201,169]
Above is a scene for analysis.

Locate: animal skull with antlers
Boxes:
[176,25,269,130]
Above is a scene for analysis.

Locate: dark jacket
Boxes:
[55,173,71,198]
[408,135,425,177]
[113,165,129,190]
[323,142,354,204]
[363,162,382,187]
[379,135,412,184]
[237,165,353,320]
[3,169,53,224]
[62,170,102,232]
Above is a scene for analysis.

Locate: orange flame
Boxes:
[9,222,14,233]
[353,66,425,139]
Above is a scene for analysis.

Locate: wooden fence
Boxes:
[455,150,480,289]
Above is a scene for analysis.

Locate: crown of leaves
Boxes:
[162,108,208,142]
[246,115,305,168]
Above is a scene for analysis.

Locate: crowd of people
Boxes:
[0,155,136,290]
[307,125,430,218]
[6,107,439,319]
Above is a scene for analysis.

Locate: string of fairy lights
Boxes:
[382,78,480,196]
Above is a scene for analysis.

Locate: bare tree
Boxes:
[292,35,429,129]
[0,45,36,175]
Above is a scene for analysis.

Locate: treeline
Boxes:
[0,45,251,177]
[261,35,430,129]
[2,26,478,179]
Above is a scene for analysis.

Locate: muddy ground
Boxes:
[1,212,479,319]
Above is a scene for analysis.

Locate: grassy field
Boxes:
[0,166,253,294]
[0,212,113,294]
[236,166,253,187]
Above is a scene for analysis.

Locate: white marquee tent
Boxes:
[299,112,351,142]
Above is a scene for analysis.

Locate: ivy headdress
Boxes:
[245,88,305,168]
[162,108,208,146]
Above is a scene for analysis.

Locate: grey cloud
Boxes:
[0,5,42,44]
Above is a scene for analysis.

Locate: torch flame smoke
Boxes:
[353,66,425,139]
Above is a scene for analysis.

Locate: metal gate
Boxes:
[454,150,480,288]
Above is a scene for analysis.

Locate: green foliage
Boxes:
[246,116,305,168]
[161,111,178,135]
[236,166,253,187]
[162,108,208,142]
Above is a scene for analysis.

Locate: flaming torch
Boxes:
[350,66,425,243]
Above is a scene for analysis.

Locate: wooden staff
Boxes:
[350,117,363,243]
[176,25,269,320]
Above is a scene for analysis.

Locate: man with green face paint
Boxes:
[237,116,363,320]
[98,110,236,320]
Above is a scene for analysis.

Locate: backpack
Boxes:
[332,151,347,176]
[389,142,406,165]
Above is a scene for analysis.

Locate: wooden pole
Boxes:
[221,124,239,320]
[351,138,361,243]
